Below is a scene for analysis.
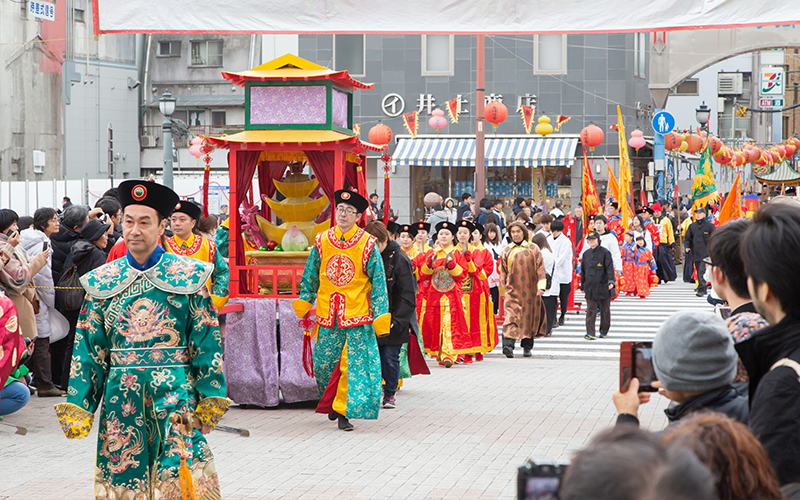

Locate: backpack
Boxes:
[55,255,89,312]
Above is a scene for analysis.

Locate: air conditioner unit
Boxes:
[718,73,743,95]
[33,150,45,174]
[141,135,156,148]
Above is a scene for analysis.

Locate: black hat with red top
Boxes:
[334,190,369,213]
[118,179,180,219]
[400,223,418,237]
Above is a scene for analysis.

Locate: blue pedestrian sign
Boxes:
[652,111,675,135]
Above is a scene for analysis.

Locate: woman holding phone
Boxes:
[20,207,64,396]
[0,209,52,395]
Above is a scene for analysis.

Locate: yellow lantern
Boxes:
[535,115,554,137]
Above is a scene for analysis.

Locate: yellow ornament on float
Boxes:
[535,115,554,137]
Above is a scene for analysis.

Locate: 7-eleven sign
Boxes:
[761,68,784,96]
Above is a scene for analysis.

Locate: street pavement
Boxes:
[0,279,708,500]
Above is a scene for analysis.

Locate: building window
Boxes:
[333,35,365,77]
[634,33,647,78]
[158,41,181,57]
[422,35,454,76]
[670,79,699,96]
[74,9,85,23]
[211,110,226,133]
[190,40,223,67]
[534,35,567,75]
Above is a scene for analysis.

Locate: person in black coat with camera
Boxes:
[684,206,715,297]
[365,221,417,410]
[580,231,615,340]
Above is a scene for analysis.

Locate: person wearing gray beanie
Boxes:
[652,310,737,392]
[613,310,748,430]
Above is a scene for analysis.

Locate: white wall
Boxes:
[665,54,753,134]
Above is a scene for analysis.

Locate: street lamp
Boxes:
[159,91,177,189]
[695,101,711,130]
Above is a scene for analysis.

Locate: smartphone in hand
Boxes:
[620,341,658,392]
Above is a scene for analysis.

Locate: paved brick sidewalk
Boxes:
[0,356,669,499]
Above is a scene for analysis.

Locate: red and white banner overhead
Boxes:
[92,0,800,34]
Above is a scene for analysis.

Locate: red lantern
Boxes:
[790,137,800,150]
[770,150,781,163]
[685,134,703,154]
[714,147,732,165]
[777,145,787,159]
[484,101,508,129]
[707,135,722,155]
[785,143,796,157]
[731,151,744,167]
[368,123,393,146]
[756,150,770,167]
[664,132,682,151]
[748,146,762,164]
[580,124,604,151]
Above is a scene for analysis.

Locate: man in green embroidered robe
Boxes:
[54,180,228,500]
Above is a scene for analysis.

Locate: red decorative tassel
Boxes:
[381,153,392,225]
[201,141,214,218]
[299,314,315,377]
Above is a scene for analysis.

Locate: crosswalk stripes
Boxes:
[494,280,713,360]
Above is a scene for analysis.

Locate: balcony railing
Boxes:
[140,125,245,148]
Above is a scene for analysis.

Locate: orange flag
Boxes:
[521,105,535,134]
[718,171,742,225]
[582,146,603,225]
[616,106,634,229]
[606,159,619,205]
[555,115,571,131]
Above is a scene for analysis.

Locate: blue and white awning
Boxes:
[391,136,579,168]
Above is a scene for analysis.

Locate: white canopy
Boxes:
[93,0,800,34]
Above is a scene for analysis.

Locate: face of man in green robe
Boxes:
[123,205,167,264]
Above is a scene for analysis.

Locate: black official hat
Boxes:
[455,219,475,233]
[386,220,400,235]
[435,220,454,234]
[334,190,369,213]
[473,222,484,234]
[400,224,418,237]
[173,200,202,221]
[118,180,180,219]
[415,221,431,233]
[586,230,600,240]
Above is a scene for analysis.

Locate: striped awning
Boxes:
[391,136,578,167]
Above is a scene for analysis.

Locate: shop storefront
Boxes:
[392,134,579,220]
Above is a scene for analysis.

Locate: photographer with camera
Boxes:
[613,310,748,431]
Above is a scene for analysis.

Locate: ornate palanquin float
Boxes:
[205,54,386,406]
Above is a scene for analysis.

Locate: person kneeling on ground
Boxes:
[613,310,748,430]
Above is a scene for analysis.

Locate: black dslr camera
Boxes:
[517,459,568,500]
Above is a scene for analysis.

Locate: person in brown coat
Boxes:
[499,221,547,358]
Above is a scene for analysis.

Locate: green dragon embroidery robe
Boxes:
[54,251,228,500]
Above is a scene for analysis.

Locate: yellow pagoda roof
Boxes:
[204,129,386,152]
[221,54,373,90]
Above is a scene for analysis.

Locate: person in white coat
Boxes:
[482,223,506,315]
[548,219,574,326]
[19,207,65,396]
[532,233,559,336]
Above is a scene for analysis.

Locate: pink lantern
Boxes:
[189,145,203,158]
[190,137,203,146]
[428,109,447,132]
[628,130,646,150]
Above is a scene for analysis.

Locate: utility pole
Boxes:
[475,35,486,212]
[108,124,114,189]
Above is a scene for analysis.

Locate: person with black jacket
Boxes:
[456,192,473,221]
[50,204,89,283]
[580,231,615,340]
[52,219,110,390]
[364,221,418,410]
[684,206,715,297]
[613,310,748,432]
[738,203,800,486]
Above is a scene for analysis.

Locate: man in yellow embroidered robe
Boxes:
[293,190,390,431]
[165,200,229,310]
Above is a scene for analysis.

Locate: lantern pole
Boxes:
[475,34,486,214]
